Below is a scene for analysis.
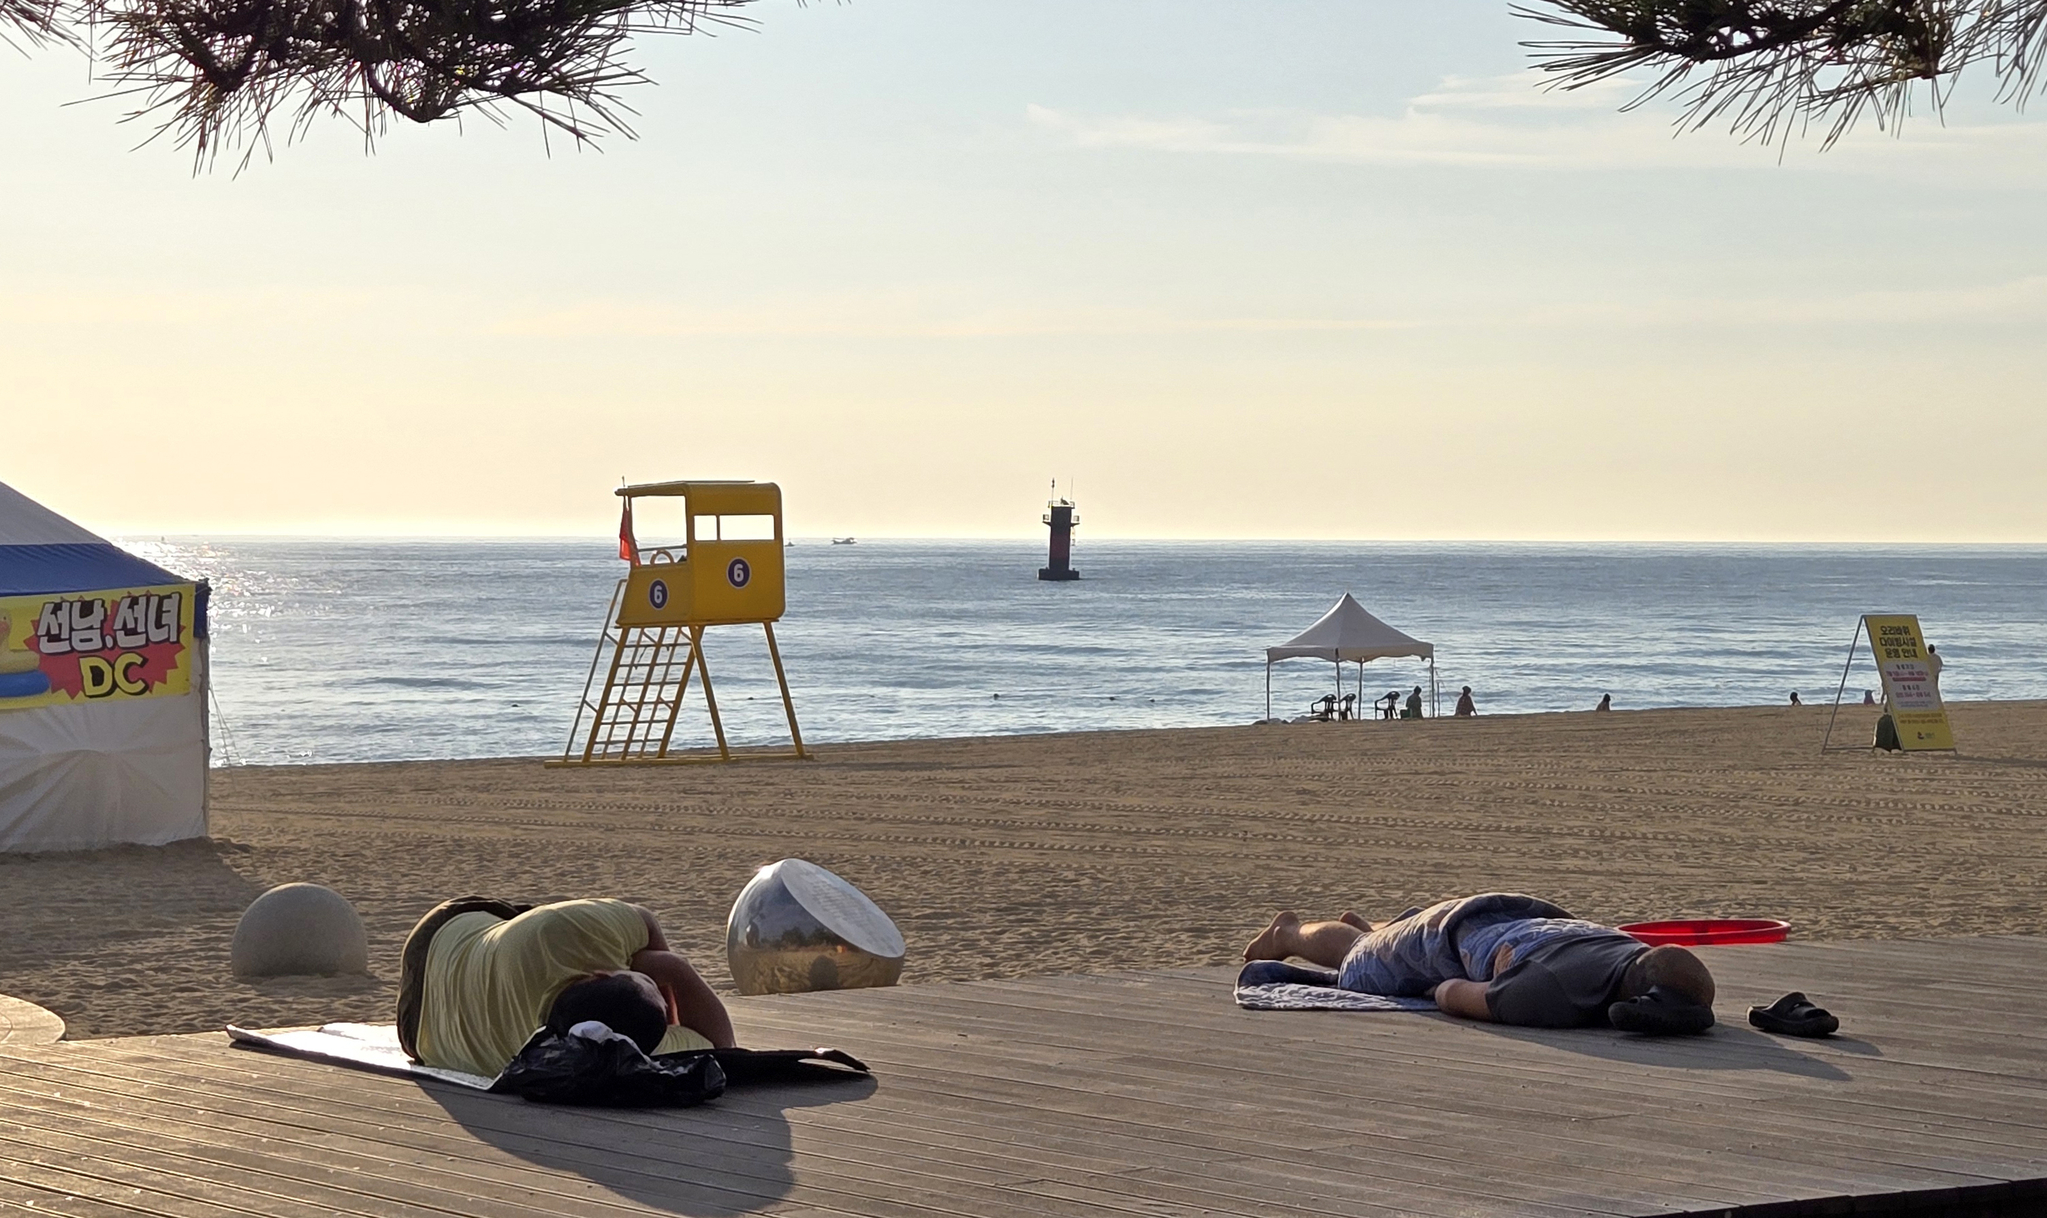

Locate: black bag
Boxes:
[491,1027,871,1107]
[492,1027,727,1107]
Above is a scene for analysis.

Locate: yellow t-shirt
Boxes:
[415,898,712,1077]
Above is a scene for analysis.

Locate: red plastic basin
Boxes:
[1618,918,1790,947]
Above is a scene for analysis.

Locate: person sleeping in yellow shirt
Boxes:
[396,897,734,1078]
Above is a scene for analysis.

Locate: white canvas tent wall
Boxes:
[0,481,208,852]
[1265,593,1437,719]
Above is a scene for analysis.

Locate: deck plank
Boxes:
[4,936,2047,1217]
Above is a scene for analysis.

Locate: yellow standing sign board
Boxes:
[1863,614,1954,751]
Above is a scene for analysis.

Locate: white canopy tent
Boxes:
[0,481,208,852]
[1265,593,1437,720]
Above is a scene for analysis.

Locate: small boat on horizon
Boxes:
[832,537,857,545]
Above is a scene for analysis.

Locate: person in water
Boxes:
[1243,894,1716,1034]
[396,897,735,1077]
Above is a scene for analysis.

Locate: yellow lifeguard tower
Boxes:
[555,480,806,765]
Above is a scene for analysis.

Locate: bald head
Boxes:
[1621,945,1715,1007]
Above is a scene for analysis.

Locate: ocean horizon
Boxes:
[118,537,2047,767]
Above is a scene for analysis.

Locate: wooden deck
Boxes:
[3,936,2044,1218]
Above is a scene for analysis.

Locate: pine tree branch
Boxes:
[81,0,755,167]
[2,0,72,47]
[1519,0,2045,144]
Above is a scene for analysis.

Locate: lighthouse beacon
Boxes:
[1038,481,1081,582]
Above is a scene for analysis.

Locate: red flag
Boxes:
[618,498,640,565]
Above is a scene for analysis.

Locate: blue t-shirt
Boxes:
[1456,914,1622,981]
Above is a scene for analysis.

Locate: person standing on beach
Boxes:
[1927,645,1944,693]
[1595,694,1611,712]
[1790,691,1801,706]
[1454,686,1476,717]
[1405,686,1424,718]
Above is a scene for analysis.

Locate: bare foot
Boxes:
[1243,911,1301,961]
[1338,911,1373,932]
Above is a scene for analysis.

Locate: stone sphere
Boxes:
[231,883,369,978]
[726,859,905,996]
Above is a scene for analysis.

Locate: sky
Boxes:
[4,0,2044,541]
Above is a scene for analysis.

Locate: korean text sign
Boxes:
[0,583,195,710]
[1865,614,1954,751]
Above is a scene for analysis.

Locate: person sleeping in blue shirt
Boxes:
[1243,893,1716,1035]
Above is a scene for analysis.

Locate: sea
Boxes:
[115,539,2047,767]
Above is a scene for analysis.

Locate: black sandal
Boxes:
[1748,992,1839,1037]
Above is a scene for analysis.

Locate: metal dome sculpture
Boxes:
[725,859,905,996]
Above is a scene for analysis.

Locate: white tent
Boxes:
[0,481,208,852]
[1264,593,1437,720]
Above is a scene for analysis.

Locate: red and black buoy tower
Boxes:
[1038,480,1080,581]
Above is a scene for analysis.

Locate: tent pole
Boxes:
[198,637,212,833]
[1265,660,1271,722]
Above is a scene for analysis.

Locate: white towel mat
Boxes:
[1233,983,1436,1013]
[226,1022,497,1090]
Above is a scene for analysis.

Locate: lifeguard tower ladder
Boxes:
[554,480,806,766]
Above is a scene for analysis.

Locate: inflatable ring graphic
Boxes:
[0,670,52,699]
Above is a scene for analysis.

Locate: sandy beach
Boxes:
[4,699,2044,1041]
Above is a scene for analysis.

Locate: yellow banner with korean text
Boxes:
[1865,614,1954,751]
[0,584,196,711]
